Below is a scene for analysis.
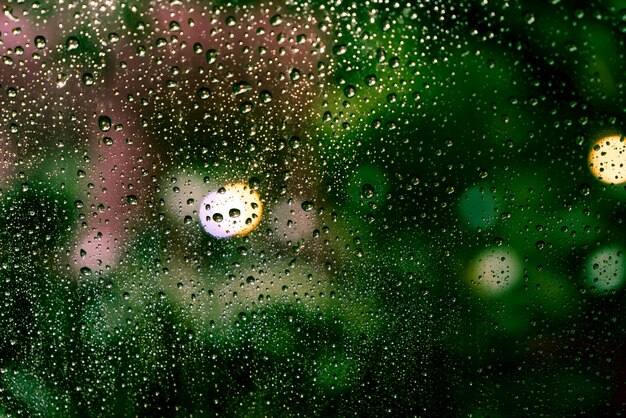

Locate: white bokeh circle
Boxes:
[199,182,262,238]
[467,248,522,296]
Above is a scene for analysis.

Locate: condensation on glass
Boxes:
[0,1,624,416]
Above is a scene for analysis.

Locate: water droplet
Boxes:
[301,201,314,212]
[290,69,302,81]
[197,87,211,100]
[578,183,591,196]
[248,177,260,190]
[365,75,377,86]
[289,136,301,149]
[80,267,92,276]
[239,101,254,113]
[259,90,273,103]
[376,48,386,62]
[270,14,283,26]
[333,44,347,55]
[206,49,217,64]
[82,73,94,86]
[233,81,252,95]
[362,184,374,199]
[127,195,138,205]
[98,115,112,132]
[66,36,80,51]
[34,35,46,49]
[229,208,241,218]
[212,213,224,222]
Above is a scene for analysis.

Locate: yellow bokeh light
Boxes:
[466,248,522,297]
[588,135,626,185]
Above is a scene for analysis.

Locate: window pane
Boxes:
[0,0,624,416]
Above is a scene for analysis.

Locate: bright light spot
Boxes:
[467,248,521,296]
[585,245,625,292]
[199,182,262,238]
[588,135,626,184]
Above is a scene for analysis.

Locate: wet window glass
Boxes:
[0,0,625,416]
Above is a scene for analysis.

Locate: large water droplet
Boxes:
[270,14,283,26]
[66,36,80,51]
[98,115,112,132]
[197,87,211,100]
[34,35,46,49]
[301,201,314,212]
[233,81,252,95]
[206,49,217,65]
